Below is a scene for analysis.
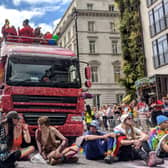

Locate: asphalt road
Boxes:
[17,154,168,168]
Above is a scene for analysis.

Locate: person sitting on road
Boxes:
[148,115,168,158]
[1,111,34,160]
[35,116,68,165]
[0,122,21,168]
[113,113,164,167]
[82,120,118,163]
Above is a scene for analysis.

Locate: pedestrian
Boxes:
[137,97,149,132]
[85,104,95,130]
[102,105,108,130]
[148,115,168,158]
[162,96,168,117]
[150,97,163,127]
[114,113,164,167]
[2,111,35,160]
[35,116,68,165]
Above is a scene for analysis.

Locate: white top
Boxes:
[114,124,142,135]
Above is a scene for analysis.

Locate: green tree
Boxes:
[115,0,145,98]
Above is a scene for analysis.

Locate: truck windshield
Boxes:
[6,55,81,88]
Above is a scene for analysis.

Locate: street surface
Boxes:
[17,154,168,168]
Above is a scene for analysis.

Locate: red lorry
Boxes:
[0,38,91,142]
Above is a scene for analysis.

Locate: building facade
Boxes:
[53,0,125,108]
[140,0,168,98]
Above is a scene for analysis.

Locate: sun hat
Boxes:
[120,113,132,123]
[156,115,168,125]
[6,111,21,120]
[89,120,99,129]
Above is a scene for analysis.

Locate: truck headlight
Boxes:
[71,116,82,122]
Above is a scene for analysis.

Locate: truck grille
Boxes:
[12,95,77,103]
[23,112,67,125]
[12,95,77,111]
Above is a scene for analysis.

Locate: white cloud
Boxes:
[0,5,60,36]
[38,18,61,34]
[13,0,72,6]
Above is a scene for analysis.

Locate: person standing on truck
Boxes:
[1,19,10,37]
[1,19,17,41]
[1,111,34,161]
[35,116,68,165]
[18,19,33,43]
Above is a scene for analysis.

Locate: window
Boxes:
[148,2,167,37]
[68,31,71,42]
[89,40,96,54]
[88,21,95,32]
[109,5,114,11]
[149,10,155,36]
[112,40,118,54]
[164,0,168,25]
[116,94,123,104]
[154,3,165,34]
[147,0,158,7]
[64,36,66,46]
[93,94,100,109]
[152,35,168,68]
[87,3,93,10]
[91,66,98,82]
[152,40,159,68]
[110,22,115,32]
[113,63,121,82]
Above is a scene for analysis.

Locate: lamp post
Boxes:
[72,8,79,61]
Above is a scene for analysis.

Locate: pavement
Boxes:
[17,154,168,168]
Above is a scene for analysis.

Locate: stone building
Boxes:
[53,0,125,108]
[140,0,168,98]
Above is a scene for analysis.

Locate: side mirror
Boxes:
[85,66,91,80]
[85,80,92,88]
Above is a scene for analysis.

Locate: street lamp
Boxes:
[72,8,79,61]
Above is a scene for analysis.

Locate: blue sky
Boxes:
[0,0,72,36]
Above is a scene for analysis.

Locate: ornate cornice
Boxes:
[78,9,120,17]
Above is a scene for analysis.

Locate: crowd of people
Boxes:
[1,19,53,43]
[0,95,168,167]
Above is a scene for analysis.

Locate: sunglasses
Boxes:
[127,117,133,120]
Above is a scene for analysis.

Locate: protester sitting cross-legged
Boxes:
[2,111,35,160]
[113,113,164,167]
[0,122,21,168]
[81,120,118,163]
[149,115,168,158]
[35,116,69,165]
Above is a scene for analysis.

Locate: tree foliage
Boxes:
[115,0,145,97]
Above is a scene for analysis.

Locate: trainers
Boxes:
[146,151,157,167]
[155,156,164,165]
[63,156,79,163]
[104,155,118,164]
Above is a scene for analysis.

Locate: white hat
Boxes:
[120,113,130,123]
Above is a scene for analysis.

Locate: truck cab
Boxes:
[0,38,91,142]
